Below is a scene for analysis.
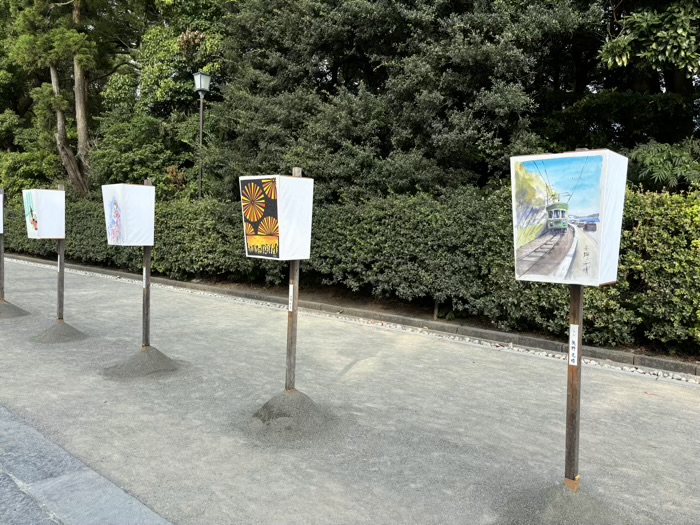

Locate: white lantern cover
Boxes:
[101,184,155,246]
[239,175,314,260]
[510,149,628,287]
[22,189,65,240]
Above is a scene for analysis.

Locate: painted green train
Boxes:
[546,202,568,231]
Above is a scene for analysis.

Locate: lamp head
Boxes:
[193,71,211,95]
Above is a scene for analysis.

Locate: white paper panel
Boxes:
[598,151,628,285]
[102,184,155,246]
[22,189,65,239]
[37,191,65,239]
[278,176,314,260]
[510,149,628,287]
[123,185,155,246]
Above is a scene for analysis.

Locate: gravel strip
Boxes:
[8,258,699,386]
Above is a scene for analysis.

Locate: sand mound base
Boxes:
[31,321,86,344]
[103,346,178,379]
[0,300,29,320]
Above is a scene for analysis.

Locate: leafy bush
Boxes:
[89,110,192,196]
[628,139,700,190]
[621,190,700,349]
[0,151,60,198]
[2,187,698,354]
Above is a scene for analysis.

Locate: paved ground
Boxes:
[1,405,172,525]
[1,259,699,525]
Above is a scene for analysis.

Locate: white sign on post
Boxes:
[0,193,4,234]
[569,324,580,366]
[101,184,155,246]
[22,189,65,239]
[510,149,628,287]
[239,175,314,261]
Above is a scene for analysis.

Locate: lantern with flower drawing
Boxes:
[239,175,314,260]
[22,189,65,239]
[101,184,156,246]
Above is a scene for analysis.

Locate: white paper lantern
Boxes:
[239,175,314,260]
[22,189,65,240]
[101,184,156,246]
[510,149,628,287]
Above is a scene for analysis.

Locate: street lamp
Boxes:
[193,72,211,198]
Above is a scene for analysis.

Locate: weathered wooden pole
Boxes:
[0,188,5,302]
[57,184,65,321]
[142,179,152,349]
[564,283,584,492]
[285,167,303,391]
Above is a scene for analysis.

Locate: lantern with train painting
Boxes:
[101,184,156,246]
[239,175,314,260]
[22,189,65,239]
[510,149,628,287]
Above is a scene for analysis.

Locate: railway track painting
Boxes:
[516,225,575,279]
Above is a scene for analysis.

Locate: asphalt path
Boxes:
[1,259,699,525]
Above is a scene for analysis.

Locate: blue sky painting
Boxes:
[519,155,603,217]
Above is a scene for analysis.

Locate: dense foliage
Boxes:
[3,188,699,353]
[0,1,699,353]
[0,0,698,198]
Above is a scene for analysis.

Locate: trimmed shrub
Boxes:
[311,187,641,349]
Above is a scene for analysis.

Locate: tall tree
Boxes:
[6,1,94,193]
[4,0,153,193]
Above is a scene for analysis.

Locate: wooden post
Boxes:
[564,284,584,492]
[0,188,4,302]
[57,184,65,321]
[285,167,303,390]
[142,179,152,349]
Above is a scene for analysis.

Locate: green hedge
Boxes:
[4,188,699,354]
[311,187,639,349]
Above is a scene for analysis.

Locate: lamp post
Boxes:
[193,71,211,198]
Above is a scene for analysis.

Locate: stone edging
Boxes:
[6,254,699,378]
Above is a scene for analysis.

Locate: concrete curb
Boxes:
[0,406,173,525]
[6,254,699,377]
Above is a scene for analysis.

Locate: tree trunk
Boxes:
[73,0,90,169]
[663,68,695,137]
[49,64,88,195]
[74,57,89,163]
